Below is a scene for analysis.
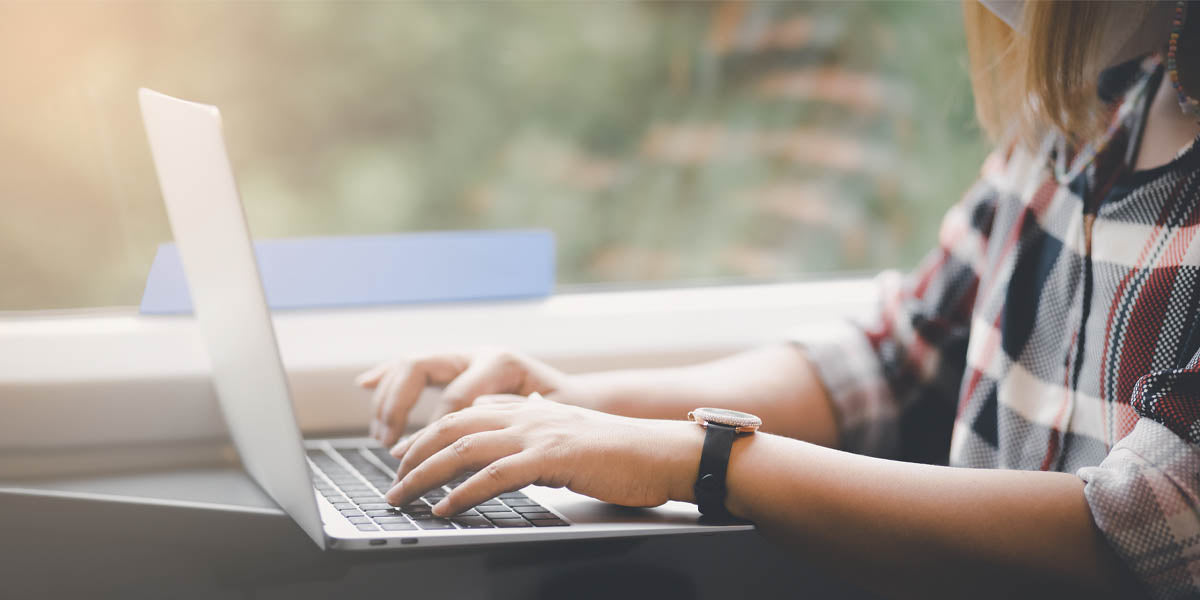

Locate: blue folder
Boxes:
[140,230,555,314]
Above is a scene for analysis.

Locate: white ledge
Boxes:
[0,279,877,451]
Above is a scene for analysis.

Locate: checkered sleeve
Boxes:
[793,153,1003,462]
[1078,352,1200,599]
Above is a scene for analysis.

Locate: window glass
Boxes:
[1,1,987,310]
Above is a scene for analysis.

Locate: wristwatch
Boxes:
[687,407,761,520]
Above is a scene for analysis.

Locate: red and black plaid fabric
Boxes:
[798,56,1200,599]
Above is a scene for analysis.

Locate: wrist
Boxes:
[719,431,764,521]
[663,420,706,504]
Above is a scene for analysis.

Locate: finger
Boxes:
[378,355,471,447]
[370,370,401,441]
[472,393,527,406]
[385,430,522,507]
[390,428,426,464]
[432,353,527,418]
[355,361,392,389]
[377,368,418,447]
[430,451,542,516]
[394,408,512,480]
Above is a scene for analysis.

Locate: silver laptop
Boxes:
[137,88,751,551]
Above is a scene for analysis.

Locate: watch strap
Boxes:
[694,422,737,519]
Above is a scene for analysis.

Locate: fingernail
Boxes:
[386,482,403,504]
[431,500,449,516]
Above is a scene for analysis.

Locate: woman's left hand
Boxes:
[385,393,703,516]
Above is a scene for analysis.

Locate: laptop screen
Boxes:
[139,88,324,547]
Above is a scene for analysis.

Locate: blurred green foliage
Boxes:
[0,1,988,310]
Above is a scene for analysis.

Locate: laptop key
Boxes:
[370,447,402,472]
[529,518,568,527]
[476,506,516,515]
[347,516,373,524]
[365,510,400,517]
[381,523,418,531]
[413,518,456,530]
[331,502,356,510]
[503,498,539,507]
[451,516,493,529]
[356,524,380,531]
[358,503,393,511]
[476,499,504,507]
[511,505,551,514]
[490,518,533,528]
[372,516,410,524]
[340,509,365,517]
[498,491,528,499]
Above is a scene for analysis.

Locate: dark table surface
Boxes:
[0,465,877,600]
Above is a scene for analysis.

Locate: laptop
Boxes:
[137,88,753,551]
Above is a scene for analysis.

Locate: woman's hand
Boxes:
[356,349,569,447]
[384,394,703,517]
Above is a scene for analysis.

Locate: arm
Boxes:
[717,433,1142,600]
[559,344,839,447]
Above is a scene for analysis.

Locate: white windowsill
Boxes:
[0,279,877,459]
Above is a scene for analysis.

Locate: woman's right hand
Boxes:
[356,349,569,448]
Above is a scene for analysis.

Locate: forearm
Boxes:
[555,344,839,446]
[687,433,1141,600]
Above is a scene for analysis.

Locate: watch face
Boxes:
[690,407,762,429]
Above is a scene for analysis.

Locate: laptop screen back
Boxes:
[138,88,324,547]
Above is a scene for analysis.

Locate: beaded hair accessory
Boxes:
[1168,0,1200,119]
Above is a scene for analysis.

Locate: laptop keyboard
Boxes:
[307,446,569,532]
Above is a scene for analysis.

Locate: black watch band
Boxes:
[694,422,737,519]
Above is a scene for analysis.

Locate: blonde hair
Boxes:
[963,1,1149,148]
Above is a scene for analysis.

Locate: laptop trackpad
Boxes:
[522,485,702,526]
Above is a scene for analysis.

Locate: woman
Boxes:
[358,2,1200,598]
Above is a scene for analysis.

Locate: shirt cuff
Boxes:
[791,320,899,458]
[1078,418,1200,599]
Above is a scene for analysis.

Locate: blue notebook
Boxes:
[140,230,555,314]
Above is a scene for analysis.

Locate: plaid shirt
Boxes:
[798,57,1200,599]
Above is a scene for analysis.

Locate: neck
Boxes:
[1132,69,1200,171]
